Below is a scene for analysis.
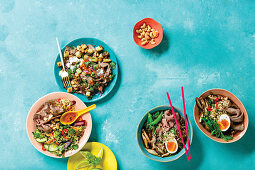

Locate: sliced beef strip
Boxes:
[105,65,112,77]
[230,112,244,123]
[37,124,52,133]
[227,108,241,116]
[168,121,175,128]
[231,123,244,131]
[49,104,64,116]
[226,107,244,123]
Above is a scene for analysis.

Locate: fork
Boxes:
[56,38,71,89]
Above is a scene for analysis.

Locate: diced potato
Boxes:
[84,55,89,60]
[81,44,87,49]
[87,49,93,54]
[75,51,82,58]
[95,45,104,52]
[71,80,75,85]
[67,87,73,93]
[76,68,82,74]
[64,51,69,58]
[98,53,103,59]
[86,91,91,97]
[57,62,62,67]
[103,59,111,62]
[81,72,86,76]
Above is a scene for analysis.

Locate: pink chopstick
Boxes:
[181,86,191,160]
[166,92,190,162]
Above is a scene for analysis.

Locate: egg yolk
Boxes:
[218,119,229,130]
[167,141,177,152]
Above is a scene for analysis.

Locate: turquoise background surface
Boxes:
[0,0,254,169]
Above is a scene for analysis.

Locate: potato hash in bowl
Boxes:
[56,39,117,100]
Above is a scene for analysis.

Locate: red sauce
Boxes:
[62,112,77,123]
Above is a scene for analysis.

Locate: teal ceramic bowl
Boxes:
[137,105,193,162]
[54,38,118,103]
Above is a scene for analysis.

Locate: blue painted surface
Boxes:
[0,0,255,170]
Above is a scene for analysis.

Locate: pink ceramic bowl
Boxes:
[26,92,92,158]
[194,89,248,143]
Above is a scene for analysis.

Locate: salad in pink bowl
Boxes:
[26,92,92,158]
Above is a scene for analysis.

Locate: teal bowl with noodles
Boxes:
[137,105,193,162]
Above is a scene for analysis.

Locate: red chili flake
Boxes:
[215,98,219,103]
[58,98,61,103]
[208,105,212,111]
[42,144,46,151]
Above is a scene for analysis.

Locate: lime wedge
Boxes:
[75,160,90,170]
[79,151,90,158]
[97,147,104,159]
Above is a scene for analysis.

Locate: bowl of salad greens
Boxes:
[26,92,92,158]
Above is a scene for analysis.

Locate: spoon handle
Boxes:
[77,104,96,117]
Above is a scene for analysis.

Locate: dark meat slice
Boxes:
[230,112,244,123]
[33,104,50,124]
[98,86,103,93]
[33,114,44,125]
[155,123,163,137]
[168,121,174,128]
[49,104,64,116]
[227,108,241,116]
[37,124,52,133]
[227,107,244,123]
[164,110,171,116]
[105,65,112,77]
[231,123,244,131]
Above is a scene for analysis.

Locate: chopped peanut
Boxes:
[136,23,159,46]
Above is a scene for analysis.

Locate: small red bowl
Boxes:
[133,18,163,49]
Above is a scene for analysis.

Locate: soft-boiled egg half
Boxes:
[165,138,178,154]
[218,114,231,131]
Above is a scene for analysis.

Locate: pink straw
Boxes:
[166,92,190,162]
[181,86,191,160]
